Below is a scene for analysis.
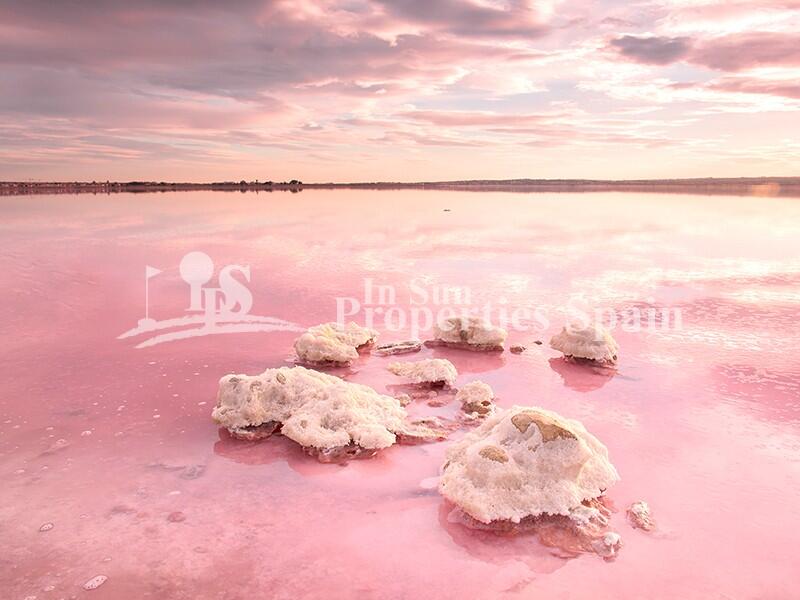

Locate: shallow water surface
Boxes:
[1,190,800,599]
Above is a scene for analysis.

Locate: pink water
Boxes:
[2,190,800,599]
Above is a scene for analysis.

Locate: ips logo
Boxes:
[118,251,301,348]
[178,251,252,317]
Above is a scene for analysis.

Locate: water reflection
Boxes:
[3,189,800,599]
[548,357,617,392]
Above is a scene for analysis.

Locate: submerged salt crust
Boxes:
[431,316,507,350]
[293,321,378,365]
[213,366,407,451]
[550,322,619,364]
[439,405,620,524]
[387,358,458,386]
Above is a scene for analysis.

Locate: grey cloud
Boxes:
[609,35,692,65]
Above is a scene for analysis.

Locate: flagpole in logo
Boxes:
[145,265,163,321]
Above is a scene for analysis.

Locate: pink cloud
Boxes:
[371,0,549,39]
[399,110,556,127]
[691,32,800,71]
[708,77,800,99]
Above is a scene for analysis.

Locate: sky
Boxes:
[1,0,799,182]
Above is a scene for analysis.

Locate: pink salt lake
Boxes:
[1,190,800,599]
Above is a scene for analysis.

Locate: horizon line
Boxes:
[4,177,800,199]
[3,176,800,186]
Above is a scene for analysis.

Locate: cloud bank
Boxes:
[1,0,799,180]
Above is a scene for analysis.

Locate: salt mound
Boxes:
[550,322,619,365]
[294,321,378,366]
[429,316,506,351]
[388,358,457,386]
[213,366,444,461]
[455,381,496,418]
[439,405,619,524]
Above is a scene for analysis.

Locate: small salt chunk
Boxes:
[387,359,457,386]
[294,321,378,365]
[83,575,108,590]
[592,531,622,559]
[431,316,506,351]
[627,500,655,531]
[604,532,621,546]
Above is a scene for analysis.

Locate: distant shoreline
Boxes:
[2,177,799,197]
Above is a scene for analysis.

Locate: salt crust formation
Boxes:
[294,321,378,366]
[213,366,446,461]
[549,322,619,365]
[439,405,619,524]
[428,316,507,351]
[455,381,496,418]
[387,358,458,386]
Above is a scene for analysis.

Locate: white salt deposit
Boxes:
[431,316,506,351]
[214,366,404,450]
[550,322,619,364]
[387,358,458,386]
[374,340,422,356]
[293,321,378,365]
[439,405,619,524]
[627,500,655,531]
[83,575,108,590]
[213,366,446,458]
[593,531,623,559]
[455,381,496,418]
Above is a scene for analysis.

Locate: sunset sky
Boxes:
[1,0,799,182]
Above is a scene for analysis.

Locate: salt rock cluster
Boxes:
[429,316,507,351]
[439,406,619,524]
[550,322,619,365]
[214,315,640,559]
[388,358,458,387]
[212,366,445,461]
[455,381,496,419]
[294,321,378,366]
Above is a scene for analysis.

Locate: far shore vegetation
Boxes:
[2,177,798,197]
